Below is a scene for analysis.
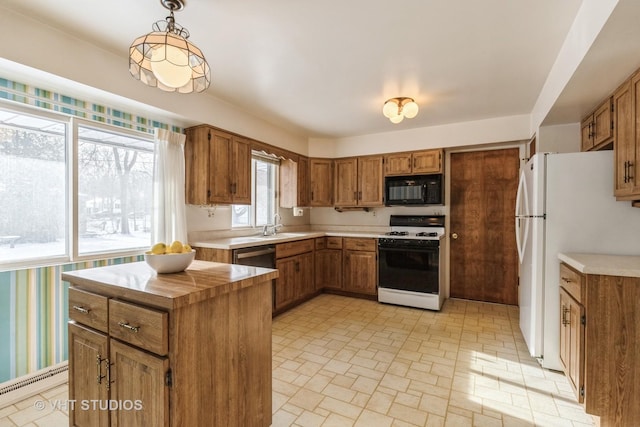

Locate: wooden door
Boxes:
[334,158,358,206]
[310,158,334,206]
[68,323,109,427]
[274,257,296,309]
[297,156,311,207]
[209,130,233,204]
[298,251,314,297]
[593,98,613,146]
[614,79,633,197]
[343,250,377,295]
[358,156,384,206]
[449,148,519,305]
[184,126,210,205]
[231,137,252,204]
[384,153,412,176]
[580,117,593,151]
[109,339,169,427]
[412,149,442,174]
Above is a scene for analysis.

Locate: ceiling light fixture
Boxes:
[129,0,210,93]
[382,97,419,124]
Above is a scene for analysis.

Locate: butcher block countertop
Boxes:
[61,260,278,310]
[558,253,640,278]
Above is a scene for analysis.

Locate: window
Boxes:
[0,104,153,267]
[77,124,153,255]
[0,109,67,263]
[232,153,278,228]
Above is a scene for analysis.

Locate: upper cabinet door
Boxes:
[384,153,412,176]
[412,149,442,174]
[208,130,233,204]
[231,136,252,205]
[309,158,334,207]
[358,156,384,206]
[297,156,311,207]
[614,79,634,198]
[334,158,358,206]
[184,126,212,205]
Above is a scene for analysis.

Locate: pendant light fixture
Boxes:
[129,0,210,93]
[382,97,419,123]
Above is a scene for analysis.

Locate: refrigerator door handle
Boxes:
[515,169,530,264]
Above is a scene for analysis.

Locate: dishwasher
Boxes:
[232,245,276,268]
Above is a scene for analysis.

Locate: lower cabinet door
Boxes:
[69,322,109,427]
[109,339,169,427]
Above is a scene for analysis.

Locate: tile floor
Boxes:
[0,294,595,427]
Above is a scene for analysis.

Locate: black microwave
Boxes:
[385,174,443,206]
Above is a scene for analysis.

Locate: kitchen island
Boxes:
[558,253,640,427]
[62,260,278,427]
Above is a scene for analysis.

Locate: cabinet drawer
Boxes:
[560,263,583,303]
[109,300,169,356]
[315,238,326,250]
[69,288,108,333]
[277,239,314,259]
[344,238,376,252]
[325,237,343,249]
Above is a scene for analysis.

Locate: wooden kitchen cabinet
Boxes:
[334,156,383,207]
[558,260,640,426]
[184,125,251,205]
[614,73,640,200]
[315,237,343,291]
[343,238,377,295]
[580,98,613,152]
[63,261,276,427]
[68,289,170,427]
[274,239,315,312]
[384,149,443,176]
[280,156,310,208]
[309,158,334,206]
[559,283,584,403]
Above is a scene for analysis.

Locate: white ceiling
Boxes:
[0,0,602,138]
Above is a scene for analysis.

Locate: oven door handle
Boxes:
[378,246,438,253]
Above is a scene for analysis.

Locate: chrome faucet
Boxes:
[261,213,283,236]
[273,213,283,234]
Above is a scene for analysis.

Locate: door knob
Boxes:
[451,232,459,240]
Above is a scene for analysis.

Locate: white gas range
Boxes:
[377,215,446,311]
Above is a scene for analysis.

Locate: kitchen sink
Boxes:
[250,233,308,240]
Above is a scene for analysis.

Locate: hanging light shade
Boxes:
[129,0,211,94]
[382,97,419,123]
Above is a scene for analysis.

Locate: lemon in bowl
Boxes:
[144,241,195,274]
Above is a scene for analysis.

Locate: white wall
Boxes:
[309,115,531,158]
[537,123,581,153]
[530,0,619,130]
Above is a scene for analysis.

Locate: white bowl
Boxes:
[144,250,195,274]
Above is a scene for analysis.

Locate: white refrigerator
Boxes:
[515,150,640,371]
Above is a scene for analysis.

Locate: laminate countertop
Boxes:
[61,260,279,310]
[558,253,640,278]
[191,231,383,250]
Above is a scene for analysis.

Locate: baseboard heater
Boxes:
[0,361,68,408]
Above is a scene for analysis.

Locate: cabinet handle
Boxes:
[311,191,314,200]
[118,321,140,333]
[358,191,362,200]
[623,161,629,183]
[628,161,634,181]
[73,305,90,314]
[96,354,106,385]
[560,276,572,284]
[105,358,112,391]
[562,307,570,326]
[413,158,417,169]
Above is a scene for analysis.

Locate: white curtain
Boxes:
[152,128,187,244]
